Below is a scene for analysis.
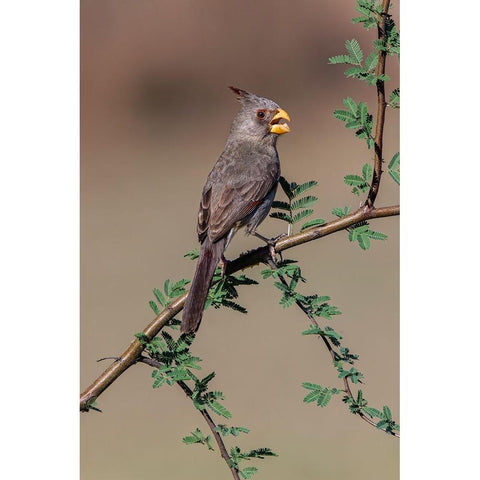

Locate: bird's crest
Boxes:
[228,86,250,100]
[228,86,279,111]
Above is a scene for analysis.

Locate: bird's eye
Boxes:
[256,110,266,119]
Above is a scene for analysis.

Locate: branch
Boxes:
[366,0,391,208]
[269,260,399,438]
[80,203,399,411]
[137,356,241,480]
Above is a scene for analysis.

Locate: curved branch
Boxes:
[138,357,241,480]
[269,259,399,438]
[80,204,399,411]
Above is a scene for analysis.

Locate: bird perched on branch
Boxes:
[181,87,291,334]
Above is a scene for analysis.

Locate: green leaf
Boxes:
[247,448,278,459]
[169,278,190,297]
[302,381,323,391]
[148,300,160,315]
[151,369,166,388]
[303,390,322,403]
[349,224,369,241]
[388,152,400,185]
[269,211,293,223]
[357,234,371,250]
[302,383,340,407]
[328,54,352,64]
[240,467,258,479]
[352,16,377,28]
[300,218,325,231]
[231,426,250,436]
[153,287,167,307]
[383,405,392,420]
[376,73,390,82]
[343,96,357,114]
[290,195,318,211]
[182,435,200,445]
[182,428,214,450]
[184,249,199,260]
[221,300,248,314]
[362,163,373,181]
[365,73,379,85]
[338,367,364,384]
[332,206,351,218]
[358,102,368,125]
[208,400,232,419]
[292,209,314,224]
[161,330,177,352]
[389,88,400,108]
[364,50,378,71]
[352,1,380,29]
[278,176,294,199]
[278,292,297,309]
[333,109,357,122]
[345,66,364,78]
[205,435,215,451]
[337,346,359,365]
[385,19,400,56]
[376,419,388,429]
[373,38,387,51]
[292,180,318,197]
[163,279,172,297]
[345,118,364,130]
[324,326,342,341]
[301,325,323,336]
[199,371,215,388]
[310,294,331,303]
[271,200,291,211]
[311,302,341,320]
[134,332,149,344]
[344,174,366,186]
[345,39,363,64]
[363,406,384,419]
[216,425,250,437]
[367,230,387,240]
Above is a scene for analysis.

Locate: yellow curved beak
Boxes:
[269,108,291,135]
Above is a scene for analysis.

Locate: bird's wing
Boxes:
[197,181,266,243]
[197,184,212,242]
[206,165,278,242]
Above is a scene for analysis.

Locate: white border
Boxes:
[1,2,79,478]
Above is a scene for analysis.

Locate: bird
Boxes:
[180,86,290,334]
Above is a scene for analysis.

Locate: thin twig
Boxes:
[80,203,399,411]
[269,260,399,438]
[366,0,391,208]
[137,356,241,480]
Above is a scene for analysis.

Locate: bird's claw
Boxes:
[253,232,286,266]
[266,232,287,246]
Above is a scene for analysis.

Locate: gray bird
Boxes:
[181,87,290,333]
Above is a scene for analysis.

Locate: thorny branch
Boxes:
[138,356,242,480]
[366,0,391,208]
[268,259,400,438]
[80,204,399,412]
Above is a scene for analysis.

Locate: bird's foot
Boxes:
[253,232,287,266]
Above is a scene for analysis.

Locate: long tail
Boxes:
[181,236,226,333]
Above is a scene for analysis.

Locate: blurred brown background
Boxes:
[81,1,399,479]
